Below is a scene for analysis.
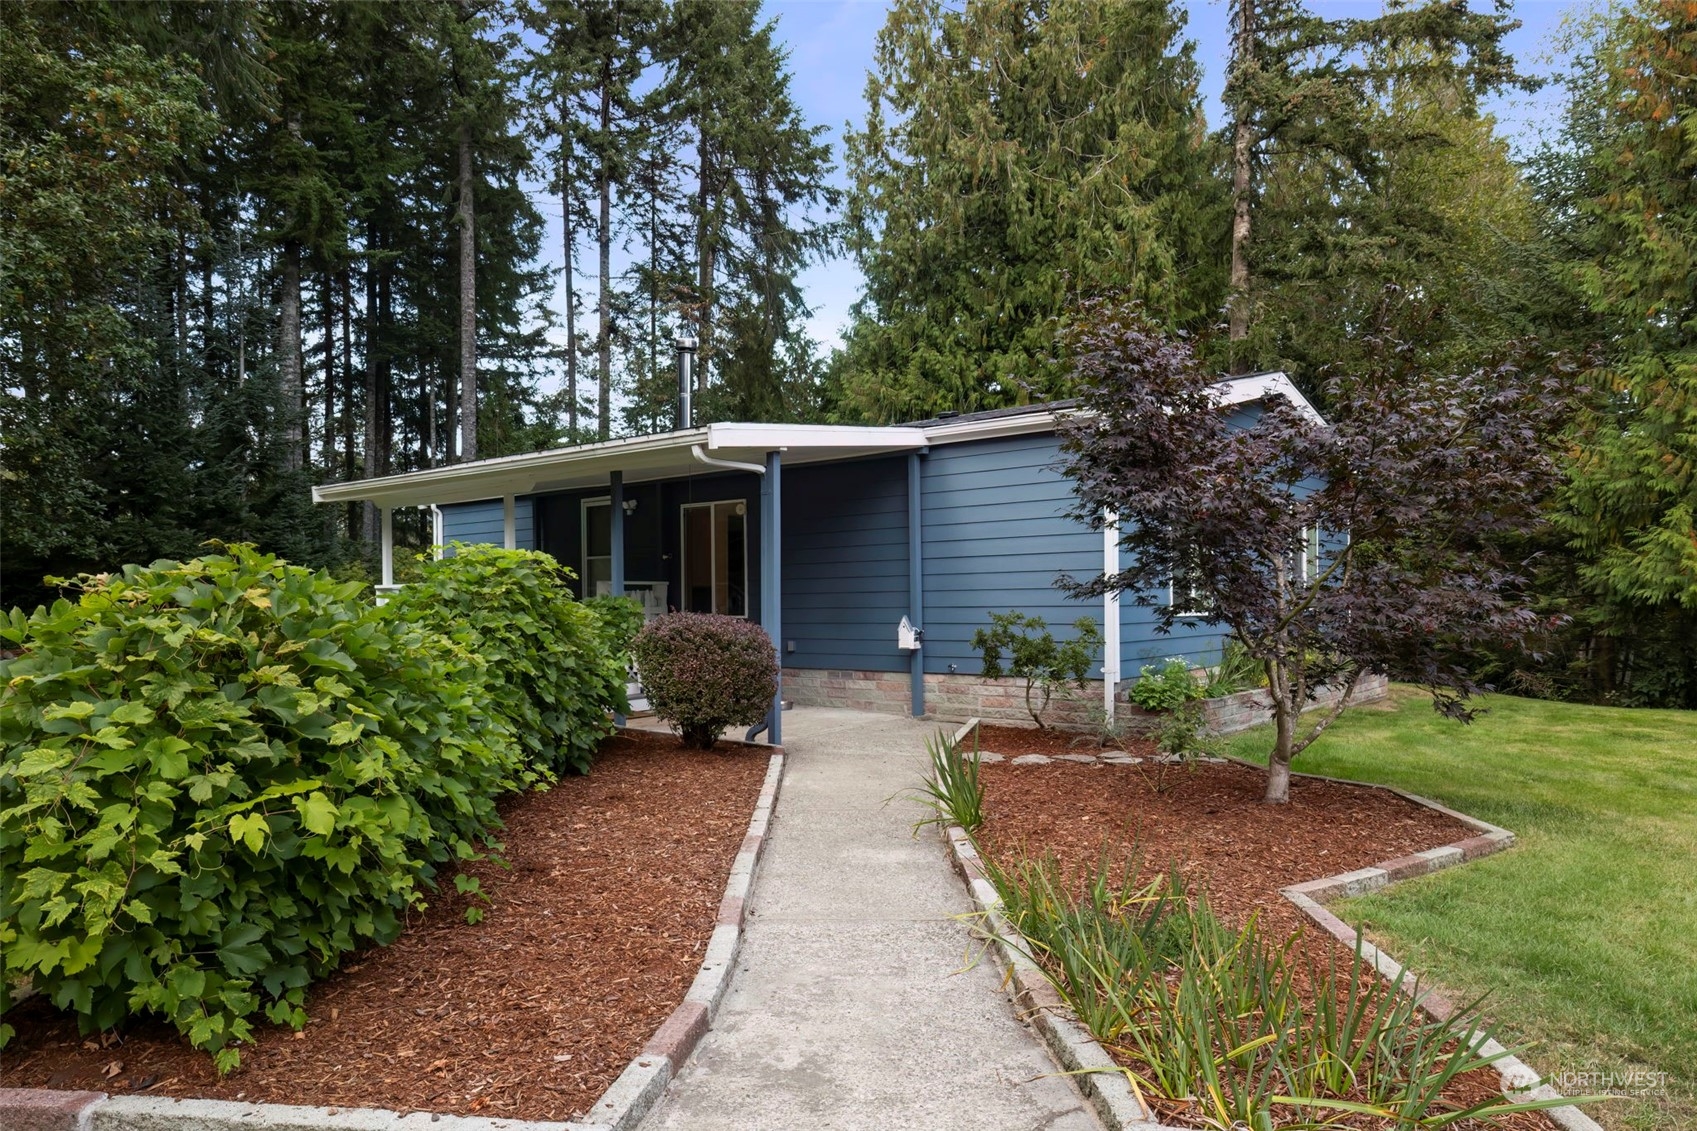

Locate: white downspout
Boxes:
[691,444,766,476]
[502,494,516,550]
[430,505,445,559]
[380,506,394,593]
[1103,511,1120,722]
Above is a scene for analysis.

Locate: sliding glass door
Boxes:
[680,500,747,616]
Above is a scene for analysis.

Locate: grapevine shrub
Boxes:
[389,545,629,775]
[631,613,778,748]
[0,547,526,1068]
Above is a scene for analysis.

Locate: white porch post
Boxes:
[380,506,394,588]
[502,494,516,550]
[1103,511,1120,722]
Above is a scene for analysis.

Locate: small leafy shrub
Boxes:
[389,545,627,775]
[0,546,525,1068]
[631,613,778,749]
[1127,657,1202,713]
[910,729,984,832]
[971,610,1103,729]
[1142,701,1220,793]
[982,853,1598,1128]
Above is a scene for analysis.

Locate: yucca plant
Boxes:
[909,729,985,832]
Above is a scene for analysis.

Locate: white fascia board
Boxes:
[310,427,710,507]
[1211,371,1328,426]
[705,422,929,452]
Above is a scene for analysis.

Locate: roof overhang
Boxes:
[311,423,931,508]
[312,373,1324,509]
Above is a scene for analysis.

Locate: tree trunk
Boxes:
[695,122,714,404]
[322,270,337,472]
[279,238,304,472]
[341,267,357,537]
[561,103,579,441]
[1265,655,1295,804]
[597,63,613,441]
[1226,0,1256,361]
[458,121,478,462]
[362,224,387,549]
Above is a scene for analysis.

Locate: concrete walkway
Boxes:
[642,708,1102,1131]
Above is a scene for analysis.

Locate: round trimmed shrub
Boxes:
[388,545,629,775]
[631,613,778,749]
[0,545,524,1068]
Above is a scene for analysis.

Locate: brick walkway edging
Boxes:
[941,718,1603,1131]
[0,740,787,1131]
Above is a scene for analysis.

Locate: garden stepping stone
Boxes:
[976,752,1006,763]
[1011,754,1052,766]
[1055,754,1098,763]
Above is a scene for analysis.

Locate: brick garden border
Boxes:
[940,718,1602,1131]
[0,737,786,1131]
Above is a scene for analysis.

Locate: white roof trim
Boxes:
[705,422,928,452]
[1209,371,1326,425]
[311,372,1322,508]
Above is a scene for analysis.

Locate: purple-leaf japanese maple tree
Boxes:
[1057,301,1572,803]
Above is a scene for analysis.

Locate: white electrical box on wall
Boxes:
[898,616,923,651]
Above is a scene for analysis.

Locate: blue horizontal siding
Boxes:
[920,433,1105,677]
[781,456,910,674]
[439,498,536,552]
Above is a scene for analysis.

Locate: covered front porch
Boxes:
[313,423,932,745]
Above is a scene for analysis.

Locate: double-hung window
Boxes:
[1170,543,1209,617]
[1297,525,1323,584]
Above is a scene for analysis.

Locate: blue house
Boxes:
[312,372,1323,743]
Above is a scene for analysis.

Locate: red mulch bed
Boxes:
[975,739,1555,1130]
[4,729,768,1123]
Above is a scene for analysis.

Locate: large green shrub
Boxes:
[0,547,525,1068]
[631,613,778,748]
[388,545,628,775]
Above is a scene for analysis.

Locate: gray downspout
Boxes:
[610,470,626,726]
[908,449,925,717]
[761,450,782,744]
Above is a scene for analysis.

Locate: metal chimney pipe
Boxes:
[675,335,698,431]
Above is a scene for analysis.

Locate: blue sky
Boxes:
[758,0,1587,352]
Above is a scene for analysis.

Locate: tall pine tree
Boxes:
[839,0,1224,424]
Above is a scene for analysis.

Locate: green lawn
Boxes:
[1222,685,1697,1131]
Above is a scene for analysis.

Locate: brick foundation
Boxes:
[784,667,1390,735]
[783,667,1105,729]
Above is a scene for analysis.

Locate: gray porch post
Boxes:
[609,471,626,598]
[761,450,782,745]
[610,471,626,727]
[907,450,925,717]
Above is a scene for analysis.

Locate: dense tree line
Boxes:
[1,0,833,609]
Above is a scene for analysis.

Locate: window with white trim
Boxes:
[1170,544,1208,616]
[1297,525,1323,583]
[582,498,611,595]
